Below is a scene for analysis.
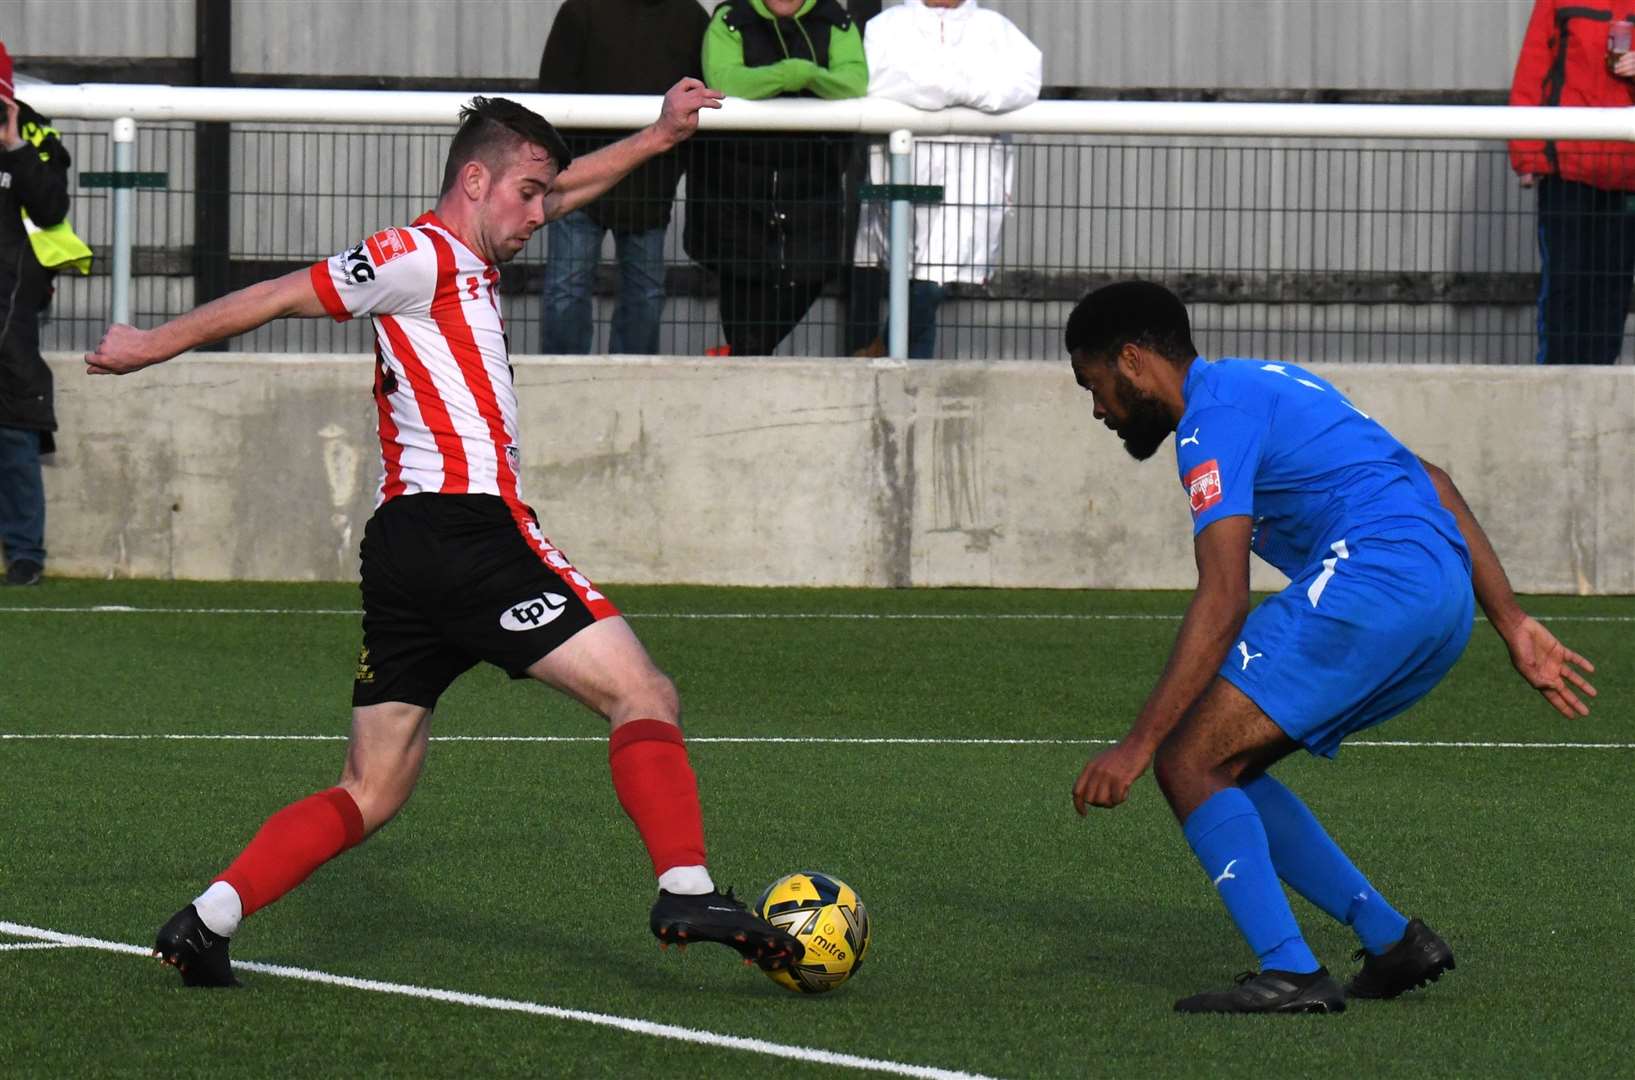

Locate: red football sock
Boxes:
[608,719,708,877]
[215,787,366,916]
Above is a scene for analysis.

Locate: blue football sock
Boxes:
[1241,773,1409,956]
[1182,788,1320,975]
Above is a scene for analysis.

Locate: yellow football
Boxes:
[755,871,872,994]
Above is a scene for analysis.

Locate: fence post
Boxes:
[887,128,913,360]
[110,116,136,326]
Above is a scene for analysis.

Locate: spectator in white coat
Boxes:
[847,0,1041,358]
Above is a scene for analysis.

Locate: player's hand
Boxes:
[1518,173,1536,188]
[654,77,724,148]
[1616,51,1635,80]
[1072,739,1152,814]
[1501,613,1596,719]
[85,324,166,375]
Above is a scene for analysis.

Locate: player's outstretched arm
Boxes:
[541,77,723,221]
[85,268,330,376]
[1418,457,1597,718]
[1073,516,1252,814]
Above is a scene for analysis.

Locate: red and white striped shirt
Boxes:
[310,212,516,509]
[309,212,618,623]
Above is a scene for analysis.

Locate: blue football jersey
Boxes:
[1173,358,1469,578]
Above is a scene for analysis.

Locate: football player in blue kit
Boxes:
[1064,280,1598,1014]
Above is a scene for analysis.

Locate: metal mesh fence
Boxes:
[38,122,1634,364]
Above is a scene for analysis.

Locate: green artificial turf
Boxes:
[1,582,1630,1078]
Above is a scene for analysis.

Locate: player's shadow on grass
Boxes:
[251,858,647,995]
[940,886,1240,994]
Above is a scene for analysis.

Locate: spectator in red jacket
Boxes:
[1509,1,1635,365]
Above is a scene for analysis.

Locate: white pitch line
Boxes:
[0,606,1163,620]
[1,732,1631,750]
[0,605,1628,624]
[0,921,999,1080]
[0,941,73,952]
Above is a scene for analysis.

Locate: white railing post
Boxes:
[110,116,136,325]
[886,128,912,361]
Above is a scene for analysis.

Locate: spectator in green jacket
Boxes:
[684,0,867,355]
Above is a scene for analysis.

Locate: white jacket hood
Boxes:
[864,1,1042,114]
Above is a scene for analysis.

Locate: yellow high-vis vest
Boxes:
[19,117,91,275]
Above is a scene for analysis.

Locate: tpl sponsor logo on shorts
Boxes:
[500,593,570,632]
[1185,459,1223,517]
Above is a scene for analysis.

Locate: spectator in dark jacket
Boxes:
[0,44,74,586]
[538,0,710,354]
[685,0,868,355]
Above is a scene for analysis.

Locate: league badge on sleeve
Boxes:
[1185,459,1223,518]
[366,227,417,266]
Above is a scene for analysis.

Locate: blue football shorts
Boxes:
[1219,527,1475,758]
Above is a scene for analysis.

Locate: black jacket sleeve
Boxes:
[5,109,70,229]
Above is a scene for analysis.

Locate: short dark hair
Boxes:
[1064,280,1198,366]
[440,96,573,195]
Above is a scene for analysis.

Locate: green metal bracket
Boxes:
[858,183,944,205]
[80,172,168,189]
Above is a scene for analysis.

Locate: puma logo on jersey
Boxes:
[500,593,569,631]
[1179,428,1201,447]
[1237,641,1263,670]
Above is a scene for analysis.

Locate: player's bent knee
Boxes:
[338,776,416,835]
[613,668,680,726]
[1152,734,1215,804]
[1151,739,1188,799]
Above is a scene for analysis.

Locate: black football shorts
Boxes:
[352,493,621,709]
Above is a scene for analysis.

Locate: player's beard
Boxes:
[1111,371,1175,461]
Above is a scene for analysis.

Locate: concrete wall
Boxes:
[43,354,1635,594]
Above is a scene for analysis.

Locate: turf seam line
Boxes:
[0,920,1001,1080]
[2,733,1631,749]
[0,605,1627,624]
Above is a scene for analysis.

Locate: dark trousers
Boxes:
[1535,176,1635,365]
[718,273,829,356]
[845,266,946,359]
[0,425,46,567]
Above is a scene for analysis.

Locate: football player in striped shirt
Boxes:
[87,85,805,987]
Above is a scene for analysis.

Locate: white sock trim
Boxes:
[192,880,243,938]
[657,865,714,895]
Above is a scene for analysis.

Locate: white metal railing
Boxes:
[26,83,1635,357]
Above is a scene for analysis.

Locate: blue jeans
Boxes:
[905,280,946,360]
[541,210,667,355]
[0,426,46,567]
